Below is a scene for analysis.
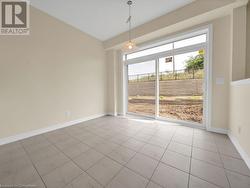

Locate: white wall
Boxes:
[246,3,250,78]
[106,50,117,115]
[231,6,247,81]
[229,81,250,164]
[0,7,107,139]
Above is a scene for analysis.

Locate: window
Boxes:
[127,43,173,60]
[125,34,207,61]
[174,34,206,49]
[126,31,208,125]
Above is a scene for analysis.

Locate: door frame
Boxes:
[123,25,212,130]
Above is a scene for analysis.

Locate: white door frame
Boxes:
[123,25,212,130]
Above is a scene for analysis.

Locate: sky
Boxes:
[128,51,199,76]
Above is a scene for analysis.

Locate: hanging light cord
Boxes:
[127,0,132,42]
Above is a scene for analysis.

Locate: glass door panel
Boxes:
[128,60,156,116]
[159,50,205,124]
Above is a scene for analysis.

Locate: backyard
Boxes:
[128,53,204,124]
[128,95,203,123]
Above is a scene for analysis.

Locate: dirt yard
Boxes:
[128,96,203,123]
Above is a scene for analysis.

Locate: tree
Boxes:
[185,54,204,71]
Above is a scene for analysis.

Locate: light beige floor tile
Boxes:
[192,147,223,167]
[29,145,60,163]
[87,157,122,186]
[23,139,51,154]
[122,138,146,151]
[62,142,90,158]
[193,129,215,142]
[0,155,33,180]
[0,146,27,165]
[161,150,190,173]
[73,149,104,171]
[109,135,131,145]
[2,117,247,188]
[153,133,174,141]
[168,142,191,157]
[47,134,72,144]
[217,145,241,159]
[21,135,48,148]
[0,165,42,186]
[106,167,148,188]
[107,146,136,165]
[73,132,96,141]
[30,177,46,188]
[221,155,250,176]
[42,161,83,188]
[133,133,152,142]
[82,136,106,147]
[191,159,230,188]
[172,134,192,146]
[226,170,250,188]
[146,137,170,148]
[0,142,23,154]
[94,141,119,155]
[193,139,218,153]
[65,173,102,188]
[189,175,220,188]
[54,137,80,150]
[34,152,69,176]
[140,144,165,160]
[152,162,189,188]
[126,153,158,179]
[214,136,232,147]
[147,181,163,188]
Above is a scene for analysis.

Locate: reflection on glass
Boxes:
[174,34,206,49]
[127,43,173,60]
[126,34,207,60]
[159,50,204,124]
[128,60,156,116]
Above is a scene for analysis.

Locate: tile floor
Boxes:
[0,116,250,188]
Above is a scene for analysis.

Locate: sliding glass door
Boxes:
[159,50,205,124]
[127,60,156,117]
[125,31,208,127]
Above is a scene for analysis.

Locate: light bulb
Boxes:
[125,41,136,50]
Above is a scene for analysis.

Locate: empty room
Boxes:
[0,0,250,187]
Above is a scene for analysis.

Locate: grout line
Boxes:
[43,120,155,187]
[44,135,105,187]
[20,141,48,188]
[189,174,227,188]
[144,125,177,188]
[99,127,158,187]
[215,136,232,188]
[187,129,194,188]
[188,132,231,188]
[6,117,248,188]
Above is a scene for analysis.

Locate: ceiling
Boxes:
[31,0,194,41]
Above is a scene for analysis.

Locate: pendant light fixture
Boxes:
[124,0,136,50]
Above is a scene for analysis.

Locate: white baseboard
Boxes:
[207,127,228,134]
[107,112,117,116]
[228,132,250,169]
[0,113,106,146]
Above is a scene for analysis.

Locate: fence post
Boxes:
[192,69,195,79]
